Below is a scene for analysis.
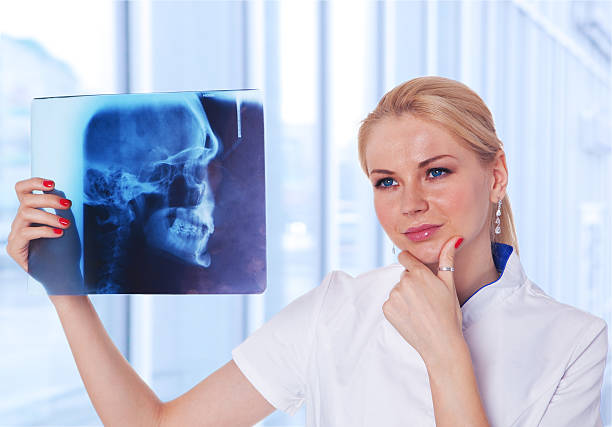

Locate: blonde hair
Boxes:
[358,76,519,255]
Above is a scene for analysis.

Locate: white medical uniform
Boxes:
[232,243,608,426]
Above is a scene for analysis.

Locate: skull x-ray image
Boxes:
[28,90,266,295]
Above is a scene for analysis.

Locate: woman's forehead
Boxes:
[365,115,470,167]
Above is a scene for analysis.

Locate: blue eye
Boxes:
[428,167,450,179]
[374,168,451,189]
[375,177,397,188]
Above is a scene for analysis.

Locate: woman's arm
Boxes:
[7,178,275,426]
[50,295,161,425]
[51,295,276,427]
[425,337,490,427]
[384,238,490,426]
[521,319,608,427]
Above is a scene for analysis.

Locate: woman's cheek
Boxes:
[439,183,480,235]
[434,182,468,213]
[374,194,395,233]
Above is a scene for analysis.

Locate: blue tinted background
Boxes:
[1,1,611,426]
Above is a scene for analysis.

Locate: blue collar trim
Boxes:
[460,242,514,307]
[492,242,513,273]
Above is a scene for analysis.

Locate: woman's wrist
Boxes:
[422,333,469,372]
[49,294,89,310]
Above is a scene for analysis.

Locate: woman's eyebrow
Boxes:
[369,154,457,175]
[417,154,456,168]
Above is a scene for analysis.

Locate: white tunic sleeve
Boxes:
[231,271,335,416]
[538,318,608,427]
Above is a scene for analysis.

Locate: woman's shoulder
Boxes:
[318,263,404,313]
[519,278,607,337]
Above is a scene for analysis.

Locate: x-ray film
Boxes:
[28,90,266,295]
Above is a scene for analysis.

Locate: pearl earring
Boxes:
[495,199,502,235]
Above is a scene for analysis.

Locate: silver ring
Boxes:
[439,266,455,272]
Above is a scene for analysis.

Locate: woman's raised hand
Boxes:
[6,178,72,272]
[6,177,85,296]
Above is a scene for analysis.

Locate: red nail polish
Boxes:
[455,238,464,249]
[43,180,54,188]
[60,198,71,207]
[59,217,70,226]
[53,228,63,235]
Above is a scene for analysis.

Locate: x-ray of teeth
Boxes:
[28,90,266,295]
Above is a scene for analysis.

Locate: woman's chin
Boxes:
[400,243,441,265]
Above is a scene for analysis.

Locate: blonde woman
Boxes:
[7,76,608,426]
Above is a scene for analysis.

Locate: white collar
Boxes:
[460,243,527,332]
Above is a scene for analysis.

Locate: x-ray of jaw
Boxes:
[84,96,218,271]
[28,90,266,295]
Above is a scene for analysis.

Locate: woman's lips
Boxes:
[404,225,441,242]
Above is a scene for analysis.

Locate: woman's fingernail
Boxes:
[455,237,464,249]
[59,217,70,226]
[43,180,54,188]
[53,228,63,235]
[60,198,71,207]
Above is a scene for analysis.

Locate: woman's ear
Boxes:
[489,150,508,202]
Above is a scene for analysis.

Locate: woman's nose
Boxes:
[400,185,428,215]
